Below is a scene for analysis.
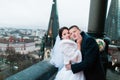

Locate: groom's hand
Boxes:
[65,64,71,70]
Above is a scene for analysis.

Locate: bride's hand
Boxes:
[65,64,71,70]
[65,61,71,70]
[76,35,82,44]
[76,35,82,50]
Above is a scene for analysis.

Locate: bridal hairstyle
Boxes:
[59,27,69,40]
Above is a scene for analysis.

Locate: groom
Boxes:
[65,25,106,80]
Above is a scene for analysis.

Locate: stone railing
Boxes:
[5,59,58,80]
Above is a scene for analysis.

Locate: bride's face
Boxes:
[62,29,70,39]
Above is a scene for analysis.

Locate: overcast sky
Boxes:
[0,0,110,31]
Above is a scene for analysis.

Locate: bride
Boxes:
[50,27,70,70]
[50,27,85,80]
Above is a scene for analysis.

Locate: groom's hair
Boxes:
[69,25,81,31]
[59,26,69,40]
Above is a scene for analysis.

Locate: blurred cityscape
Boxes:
[0,27,46,79]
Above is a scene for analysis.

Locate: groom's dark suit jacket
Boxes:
[71,32,106,80]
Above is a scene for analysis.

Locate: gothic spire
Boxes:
[47,0,59,46]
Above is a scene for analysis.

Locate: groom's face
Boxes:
[69,27,81,41]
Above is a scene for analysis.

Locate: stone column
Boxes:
[88,0,108,38]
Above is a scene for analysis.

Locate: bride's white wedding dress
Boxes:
[54,39,85,80]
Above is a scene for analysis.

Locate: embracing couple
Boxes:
[50,25,106,80]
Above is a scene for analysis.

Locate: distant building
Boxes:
[46,0,59,47]
[105,0,117,39]
[105,0,120,45]
[0,42,36,54]
[43,0,60,60]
